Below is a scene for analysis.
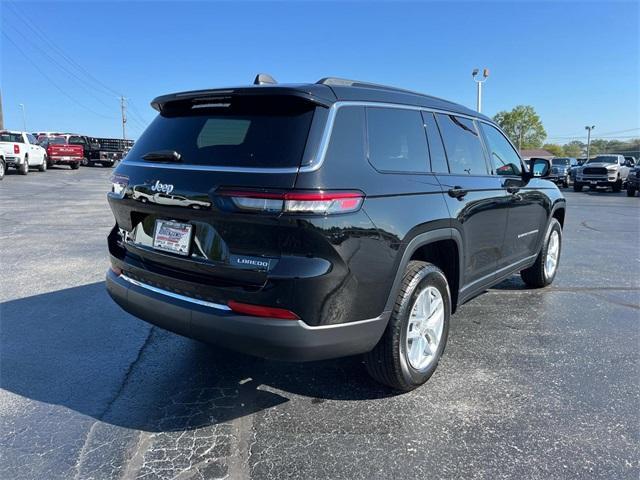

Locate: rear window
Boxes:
[49,137,67,145]
[125,96,315,168]
[0,132,23,143]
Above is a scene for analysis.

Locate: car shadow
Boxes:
[488,275,530,291]
[0,282,393,433]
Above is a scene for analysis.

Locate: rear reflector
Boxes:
[217,189,364,215]
[227,300,300,320]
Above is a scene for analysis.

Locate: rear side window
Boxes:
[480,123,522,176]
[125,96,315,168]
[435,114,488,175]
[366,107,429,173]
[422,112,449,173]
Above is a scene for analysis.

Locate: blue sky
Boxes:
[1,1,638,143]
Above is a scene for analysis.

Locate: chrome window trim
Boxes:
[300,101,498,173]
[120,274,232,311]
[123,100,502,175]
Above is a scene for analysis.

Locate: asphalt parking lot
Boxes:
[1,165,639,480]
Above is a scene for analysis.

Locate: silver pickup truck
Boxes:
[574,155,633,192]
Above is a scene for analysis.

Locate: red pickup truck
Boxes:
[38,136,83,169]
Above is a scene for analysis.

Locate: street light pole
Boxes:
[585,125,595,159]
[472,68,490,113]
[18,103,26,132]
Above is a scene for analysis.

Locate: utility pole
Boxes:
[585,125,595,159]
[472,68,489,113]
[120,96,127,141]
[18,103,27,132]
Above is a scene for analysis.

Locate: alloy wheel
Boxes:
[405,286,445,371]
[545,230,560,278]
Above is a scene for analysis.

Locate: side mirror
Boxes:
[524,158,551,180]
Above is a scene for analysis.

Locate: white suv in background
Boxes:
[0,131,48,175]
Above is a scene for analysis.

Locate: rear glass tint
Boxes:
[0,132,23,143]
[366,107,429,173]
[435,114,488,176]
[125,96,315,168]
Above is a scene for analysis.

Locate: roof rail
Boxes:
[316,77,421,96]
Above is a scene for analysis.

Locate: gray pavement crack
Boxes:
[73,325,155,479]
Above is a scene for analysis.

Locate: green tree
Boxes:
[543,143,565,156]
[563,141,583,157]
[493,105,546,149]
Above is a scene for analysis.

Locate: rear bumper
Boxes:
[4,155,23,166]
[106,269,389,362]
[50,156,82,164]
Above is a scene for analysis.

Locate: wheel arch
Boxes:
[383,228,463,315]
[551,203,565,228]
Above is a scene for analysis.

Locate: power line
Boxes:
[5,1,122,98]
[3,22,117,112]
[547,127,640,140]
[128,99,152,125]
[2,32,116,120]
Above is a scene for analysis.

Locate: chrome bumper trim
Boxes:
[119,274,232,311]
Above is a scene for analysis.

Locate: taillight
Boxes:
[14,144,20,154]
[227,300,300,320]
[216,189,364,215]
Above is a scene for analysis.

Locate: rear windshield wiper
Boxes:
[142,150,182,162]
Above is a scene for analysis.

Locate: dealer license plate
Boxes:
[153,220,193,256]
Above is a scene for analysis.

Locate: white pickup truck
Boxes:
[0,130,47,177]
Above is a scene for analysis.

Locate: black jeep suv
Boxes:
[106,76,565,391]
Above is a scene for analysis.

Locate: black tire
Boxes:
[81,157,90,167]
[521,218,562,288]
[0,160,5,180]
[70,162,80,170]
[19,156,29,175]
[573,183,583,192]
[365,261,451,391]
[104,161,114,168]
[612,179,622,193]
[627,186,637,197]
[38,156,47,172]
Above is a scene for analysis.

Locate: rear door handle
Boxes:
[448,187,468,199]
